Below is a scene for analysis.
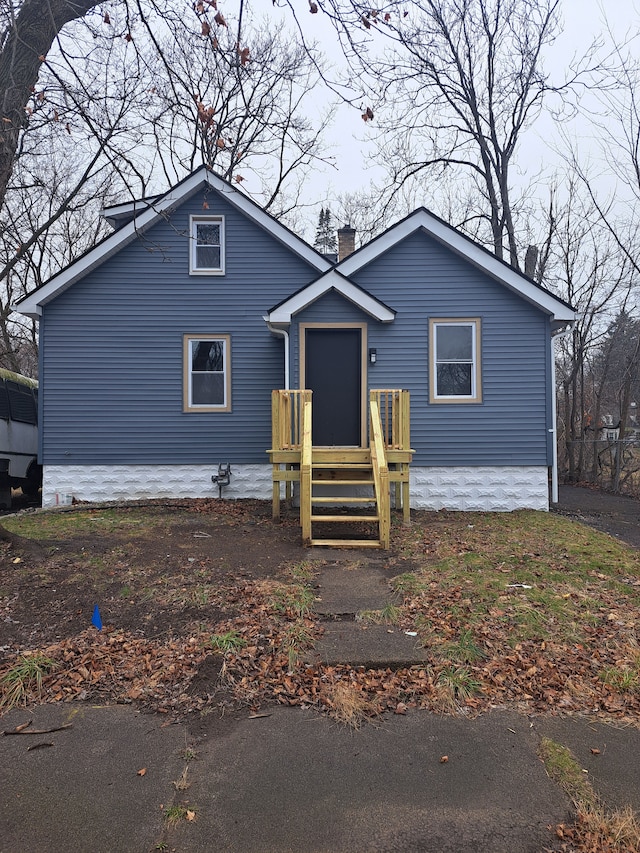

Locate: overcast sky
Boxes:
[306,0,639,212]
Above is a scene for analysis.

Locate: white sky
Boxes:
[304,0,640,211]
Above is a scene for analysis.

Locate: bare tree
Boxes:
[548,177,637,486]
[298,0,588,268]
[0,0,330,371]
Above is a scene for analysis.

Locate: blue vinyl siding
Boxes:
[40,193,554,470]
[292,231,553,467]
[41,191,317,465]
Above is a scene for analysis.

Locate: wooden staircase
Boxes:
[268,389,412,550]
[300,398,390,549]
[305,449,385,548]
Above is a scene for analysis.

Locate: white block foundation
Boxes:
[43,464,549,511]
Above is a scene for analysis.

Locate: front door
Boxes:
[304,326,363,446]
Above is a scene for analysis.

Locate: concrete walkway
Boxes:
[3,701,640,853]
[3,548,640,852]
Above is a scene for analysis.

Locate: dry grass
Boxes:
[320,680,375,728]
[540,737,640,852]
[570,802,640,852]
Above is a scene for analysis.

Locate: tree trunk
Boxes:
[0,0,97,212]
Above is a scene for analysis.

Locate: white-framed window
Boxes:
[183,335,231,412]
[189,215,225,274]
[429,318,482,403]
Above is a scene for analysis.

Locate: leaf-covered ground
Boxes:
[1,500,639,730]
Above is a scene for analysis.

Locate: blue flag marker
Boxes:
[92,605,102,631]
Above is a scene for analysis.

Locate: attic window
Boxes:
[429,318,482,403]
[190,215,225,274]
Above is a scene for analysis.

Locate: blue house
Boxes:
[15,167,574,546]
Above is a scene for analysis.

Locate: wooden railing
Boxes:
[271,389,312,451]
[300,397,313,544]
[369,398,390,549]
[369,389,410,450]
[269,388,412,534]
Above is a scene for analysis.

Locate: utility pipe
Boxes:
[264,320,290,390]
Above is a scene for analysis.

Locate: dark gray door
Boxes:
[305,328,361,445]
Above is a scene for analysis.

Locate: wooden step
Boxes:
[309,539,383,548]
[311,496,376,504]
[310,514,379,523]
[312,462,372,469]
[311,478,373,487]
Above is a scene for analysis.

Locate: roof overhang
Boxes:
[266,270,396,325]
[14,167,332,319]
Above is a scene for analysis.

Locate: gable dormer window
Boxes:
[190,215,225,274]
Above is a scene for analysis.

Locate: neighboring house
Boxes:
[15,166,575,516]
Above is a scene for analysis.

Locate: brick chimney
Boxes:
[337,224,356,261]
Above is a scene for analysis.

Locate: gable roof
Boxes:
[15,167,332,318]
[334,208,575,327]
[267,269,396,324]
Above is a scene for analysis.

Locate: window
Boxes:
[183,335,231,411]
[190,215,225,274]
[429,318,482,403]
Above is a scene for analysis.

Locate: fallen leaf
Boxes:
[590,748,600,755]
[440,755,449,763]
[186,809,196,821]
[137,767,147,776]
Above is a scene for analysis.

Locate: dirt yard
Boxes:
[0,499,307,651]
[2,491,640,739]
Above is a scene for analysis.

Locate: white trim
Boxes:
[337,210,575,324]
[267,270,395,324]
[183,334,231,411]
[15,167,331,318]
[189,215,225,275]
[429,318,482,403]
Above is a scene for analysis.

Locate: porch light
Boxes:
[369,348,377,364]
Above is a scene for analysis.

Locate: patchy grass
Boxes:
[540,737,640,852]
[435,666,481,704]
[164,804,196,825]
[2,501,640,728]
[0,652,57,709]
[209,630,247,653]
[357,603,402,625]
[268,583,315,618]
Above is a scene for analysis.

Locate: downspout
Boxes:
[550,324,572,505]
[264,320,290,390]
[550,333,559,505]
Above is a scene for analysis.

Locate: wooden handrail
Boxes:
[300,398,313,544]
[369,398,390,549]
